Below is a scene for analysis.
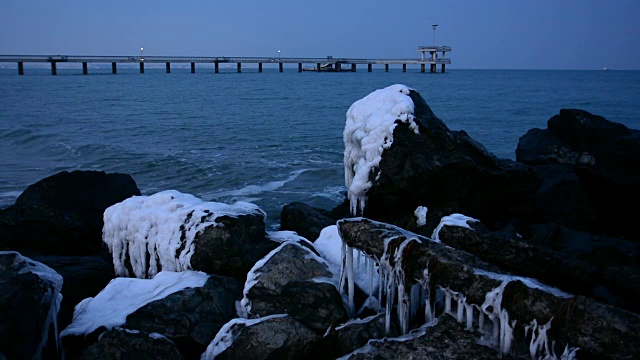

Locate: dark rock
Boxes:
[322,313,399,359]
[203,315,320,360]
[30,255,116,332]
[0,170,140,256]
[242,241,348,332]
[517,109,640,238]
[0,251,63,360]
[279,202,336,241]
[125,274,242,359]
[343,316,500,360]
[190,214,279,279]
[79,328,184,360]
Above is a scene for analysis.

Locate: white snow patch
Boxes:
[414,206,428,227]
[431,213,479,242]
[201,314,288,360]
[344,84,418,215]
[473,269,572,298]
[60,270,209,337]
[102,189,264,279]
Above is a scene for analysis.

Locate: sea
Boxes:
[1,64,639,229]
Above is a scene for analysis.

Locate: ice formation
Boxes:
[3,251,64,359]
[102,189,264,279]
[343,84,419,215]
[201,314,288,360]
[431,213,479,242]
[60,270,209,337]
[414,206,428,227]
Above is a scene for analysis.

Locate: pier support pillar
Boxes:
[215,62,219,73]
[18,62,24,75]
[82,62,88,75]
[237,63,241,73]
[279,63,283,73]
[385,64,389,72]
[402,64,406,72]
[298,63,302,72]
[430,64,436,73]
[368,64,372,72]
[191,62,195,73]
[51,62,57,76]
[140,62,145,74]
[317,63,321,72]
[421,64,425,73]
[166,62,171,73]
[258,63,262,72]
[441,64,446,73]
[351,64,356,72]
[336,63,341,71]
[112,62,117,74]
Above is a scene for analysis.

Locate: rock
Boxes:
[337,86,540,233]
[102,190,278,279]
[322,313,399,359]
[124,274,242,359]
[343,316,501,360]
[241,241,348,332]
[336,217,640,359]
[517,109,640,238]
[79,328,184,360]
[202,315,321,360]
[279,201,336,241]
[0,170,140,256]
[30,255,116,332]
[0,251,63,360]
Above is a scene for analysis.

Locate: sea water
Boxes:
[1,64,639,228]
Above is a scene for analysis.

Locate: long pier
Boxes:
[0,46,451,75]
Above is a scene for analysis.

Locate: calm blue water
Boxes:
[1,64,639,227]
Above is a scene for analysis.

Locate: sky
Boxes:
[1,0,638,70]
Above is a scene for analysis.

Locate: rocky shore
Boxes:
[1,84,639,359]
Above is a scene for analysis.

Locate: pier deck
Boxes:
[0,47,451,75]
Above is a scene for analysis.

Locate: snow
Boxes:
[473,269,572,298]
[414,206,428,227]
[431,213,479,242]
[343,84,418,215]
[60,270,209,337]
[201,314,288,360]
[2,251,64,359]
[102,189,265,279]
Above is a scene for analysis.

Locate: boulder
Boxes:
[517,109,640,238]
[125,274,242,359]
[240,241,348,332]
[202,315,320,360]
[102,190,278,279]
[0,251,63,360]
[322,313,398,359]
[79,328,184,360]
[279,201,336,241]
[0,170,140,256]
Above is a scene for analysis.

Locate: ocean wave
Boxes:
[204,169,311,200]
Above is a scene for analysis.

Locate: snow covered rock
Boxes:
[202,315,320,360]
[240,241,348,332]
[79,328,184,360]
[337,217,640,359]
[339,84,539,233]
[0,251,63,360]
[103,190,277,279]
[0,170,140,256]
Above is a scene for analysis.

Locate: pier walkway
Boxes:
[0,47,451,75]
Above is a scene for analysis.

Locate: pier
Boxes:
[0,46,451,75]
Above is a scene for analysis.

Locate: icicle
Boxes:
[378,262,384,313]
[456,294,466,323]
[417,266,434,323]
[384,265,395,334]
[527,318,554,359]
[368,257,374,296]
[346,245,355,317]
[339,240,347,293]
[560,345,580,360]
[477,305,485,334]
[499,309,516,356]
[464,302,474,330]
